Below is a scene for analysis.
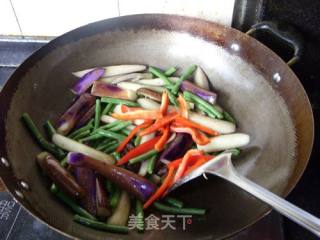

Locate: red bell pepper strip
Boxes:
[155,126,170,151]
[184,155,213,176]
[175,116,219,136]
[177,94,188,118]
[117,136,161,165]
[170,123,210,145]
[160,91,169,116]
[143,165,175,209]
[173,150,203,183]
[121,105,143,113]
[139,112,179,136]
[116,121,152,153]
[112,110,162,120]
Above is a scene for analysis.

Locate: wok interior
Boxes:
[4,22,304,239]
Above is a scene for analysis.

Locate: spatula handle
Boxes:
[214,168,320,237]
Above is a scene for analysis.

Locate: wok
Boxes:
[0,14,314,239]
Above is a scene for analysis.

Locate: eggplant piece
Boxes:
[74,167,97,216]
[36,152,85,199]
[67,152,156,202]
[159,133,193,162]
[136,88,162,102]
[107,191,130,226]
[56,93,95,135]
[71,68,105,95]
[101,73,153,84]
[180,81,217,104]
[117,82,165,93]
[135,77,179,86]
[197,133,250,152]
[91,81,137,100]
[73,65,146,78]
[194,67,209,90]
[52,134,115,164]
[75,105,95,129]
[95,175,111,219]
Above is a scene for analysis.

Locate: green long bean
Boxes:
[223,111,236,124]
[103,142,118,154]
[95,129,126,141]
[129,149,158,165]
[94,98,101,130]
[147,154,157,175]
[68,120,93,139]
[183,91,223,119]
[101,103,114,115]
[101,97,139,107]
[111,152,121,161]
[166,89,178,107]
[21,113,64,158]
[134,135,142,147]
[171,65,197,94]
[119,128,130,136]
[73,129,91,141]
[74,215,128,234]
[50,185,97,220]
[110,187,121,208]
[44,120,56,139]
[136,200,144,232]
[79,133,105,143]
[153,202,206,215]
[109,121,131,132]
[96,139,117,151]
[99,120,122,130]
[164,66,177,77]
[164,197,184,208]
[148,66,174,86]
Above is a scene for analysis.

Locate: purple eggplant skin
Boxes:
[74,105,95,129]
[71,68,105,95]
[36,152,85,199]
[159,133,193,162]
[56,93,95,135]
[73,167,97,216]
[95,175,111,219]
[68,152,156,202]
[180,80,217,104]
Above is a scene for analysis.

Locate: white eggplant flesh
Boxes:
[52,134,115,164]
[73,65,146,78]
[197,133,250,152]
[194,66,209,90]
[117,82,165,93]
[100,73,152,84]
[100,115,117,124]
[135,77,179,86]
[189,112,236,134]
[137,98,160,110]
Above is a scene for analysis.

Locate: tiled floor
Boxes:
[0,0,234,36]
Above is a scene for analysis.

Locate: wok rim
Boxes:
[0,14,314,239]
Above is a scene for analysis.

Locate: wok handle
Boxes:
[213,167,320,237]
[246,21,303,66]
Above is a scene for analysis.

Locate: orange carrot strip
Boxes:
[155,126,170,151]
[139,112,179,136]
[121,105,143,113]
[175,116,219,136]
[143,166,175,209]
[170,124,210,145]
[184,155,213,176]
[112,110,161,120]
[160,91,169,116]
[173,150,203,183]
[167,158,183,168]
[116,121,152,153]
[177,94,188,118]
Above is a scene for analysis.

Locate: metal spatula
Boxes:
[167,152,320,237]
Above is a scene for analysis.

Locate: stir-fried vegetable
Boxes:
[22,64,251,234]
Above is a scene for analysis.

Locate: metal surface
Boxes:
[170,153,320,237]
[0,14,314,239]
